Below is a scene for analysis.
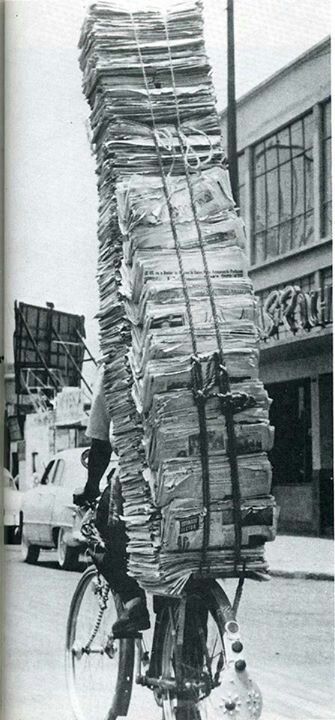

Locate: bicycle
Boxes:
[65,559,264,720]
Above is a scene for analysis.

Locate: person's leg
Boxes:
[94,482,149,635]
[100,522,146,604]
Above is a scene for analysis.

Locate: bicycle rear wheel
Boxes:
[161,579,262,720]
[65,565,134,720]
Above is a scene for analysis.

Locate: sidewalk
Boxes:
[266,534,334,580]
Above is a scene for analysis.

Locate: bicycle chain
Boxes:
[84,576,110,650]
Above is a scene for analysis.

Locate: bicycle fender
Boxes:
[148,599,173,679]
[107,598,135,719]
[107,640,135,719]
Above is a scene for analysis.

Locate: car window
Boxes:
[52,459,65,487]
[63,458,87,490]
[40,461,55,485]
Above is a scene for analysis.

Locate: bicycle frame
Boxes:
[134,594,188,694]
[134,580,230,699]
[66,566,264,720]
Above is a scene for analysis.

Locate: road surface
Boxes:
[3,547,334,720]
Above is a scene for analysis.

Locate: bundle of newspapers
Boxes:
[80,0,277,596]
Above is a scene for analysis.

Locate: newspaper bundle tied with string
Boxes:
[79,0,278,596]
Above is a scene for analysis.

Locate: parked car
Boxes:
[20,447,118,570]
[3,468,23,544]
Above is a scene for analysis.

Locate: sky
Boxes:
[4,0,332,380]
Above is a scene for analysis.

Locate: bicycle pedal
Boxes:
[111,630,143,639]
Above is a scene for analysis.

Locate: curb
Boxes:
[270,569,334,581]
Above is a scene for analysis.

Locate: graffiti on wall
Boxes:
[259,284,332,339]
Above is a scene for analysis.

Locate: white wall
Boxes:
[23,411,54,490]
[220,38,331,151]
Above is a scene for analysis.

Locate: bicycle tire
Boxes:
[65,565,135,720]
[160,578,262,720]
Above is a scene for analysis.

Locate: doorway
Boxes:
[319,373,333,537]
[267,378,312,488]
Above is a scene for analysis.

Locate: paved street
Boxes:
[3,546,334,720]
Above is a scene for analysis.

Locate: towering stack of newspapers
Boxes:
[80,0,277,595]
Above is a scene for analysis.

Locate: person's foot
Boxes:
[112,597,150,638]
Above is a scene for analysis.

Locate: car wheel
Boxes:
[21,530,40,564]
[57,528,79,571]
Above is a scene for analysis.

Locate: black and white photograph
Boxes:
[2,1,333,719]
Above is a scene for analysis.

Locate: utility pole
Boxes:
[227,0,239,206]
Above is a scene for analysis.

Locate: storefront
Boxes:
[259,321,332,537]
[220,38,332,537]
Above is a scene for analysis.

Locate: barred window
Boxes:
[252,113,314,265]
[322,99,332,237]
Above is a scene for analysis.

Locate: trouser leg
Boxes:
[95,483,145,604]
[102,533,146,604]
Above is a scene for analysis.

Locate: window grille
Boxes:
[252,112,314,264]
[322,99,332,238]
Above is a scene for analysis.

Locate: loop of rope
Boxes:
[153,127,176,177]
[183,124,215,167]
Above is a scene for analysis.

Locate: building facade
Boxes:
[221,38,332,537]
[5,364,90,491]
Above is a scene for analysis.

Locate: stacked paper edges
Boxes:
[80,0,277,595]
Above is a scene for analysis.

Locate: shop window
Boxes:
[322,99,332,238]
[252,112,314,264]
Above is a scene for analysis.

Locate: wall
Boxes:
[220,38,331,153]
[22,411,54,491]
[220,38,332,537]
[273,484,314,534]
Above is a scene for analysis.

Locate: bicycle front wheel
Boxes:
[65,565,134,720]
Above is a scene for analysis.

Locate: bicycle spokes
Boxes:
[66,570,123,720]
[161,589,262,720]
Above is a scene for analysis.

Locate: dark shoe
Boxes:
[73,488,98,507]
[112,597,150,638]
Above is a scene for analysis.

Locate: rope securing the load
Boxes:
[129,10,212,570]
[129,11,197,355]
[129,9,244,572]
[163,14,244,571]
